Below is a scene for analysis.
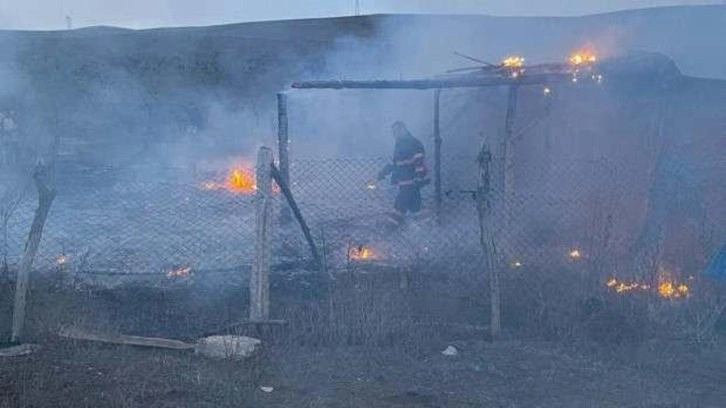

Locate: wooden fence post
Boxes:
[477,144,501,341]
[502,85,519,198]
[250,147,273,322]
[433,88,442,220]
[277,93,290,187]
[277,93,292,224]
[12,164,56,342]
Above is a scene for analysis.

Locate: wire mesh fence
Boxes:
[288,152,724,284]
[289,156,621,277]
[1,153,724,289]
[1,165,259,286]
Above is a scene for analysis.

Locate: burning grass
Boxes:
[166,266,192,279]
[605,277,690,299]
[227,168,256,193]
[202,166,257,195]
[569,51,597,66]
[501,55,526,78]
[348,245,378,262]
[501,56,525,68]
[200,162,286,196]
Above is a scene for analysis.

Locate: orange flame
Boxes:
[227,168,257,194]
[349,246,378,261]
[202,165,257,195]
[606,278,651,293]
[501,56,525,68]
[202,164,282,195]
[569,51,597,66]
[167,267,192,279]
[658,281,690,299]
[605,277,689,299]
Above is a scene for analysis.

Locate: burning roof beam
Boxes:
[291,73,573,90]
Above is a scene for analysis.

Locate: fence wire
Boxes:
[1,155,724,287]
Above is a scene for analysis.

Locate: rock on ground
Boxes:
[195,335,261,360]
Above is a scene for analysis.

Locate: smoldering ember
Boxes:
[0,5,725,408]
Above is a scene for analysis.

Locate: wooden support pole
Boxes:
[277,93,290,187]
[250,148,273,322]
[12,164,56,342]
[433,88,442,220]
[476,144,501,341]
[502,85,519,198]
[277,93,292,224]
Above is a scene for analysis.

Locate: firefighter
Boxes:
[377,121,430,225]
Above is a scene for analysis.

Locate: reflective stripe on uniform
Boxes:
[395,153,425,166]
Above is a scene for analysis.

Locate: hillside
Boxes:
[0,5,724,169]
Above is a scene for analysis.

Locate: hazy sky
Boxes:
[0,0,721,30]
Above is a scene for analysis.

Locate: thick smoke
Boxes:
[0,6,723,281]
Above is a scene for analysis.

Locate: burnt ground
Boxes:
[1,271,725,408]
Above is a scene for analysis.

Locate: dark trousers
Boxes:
[394,185,422,215]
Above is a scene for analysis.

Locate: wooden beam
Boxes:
[250,147,273,322]
[291,73,571,90]
[59,327,194,350]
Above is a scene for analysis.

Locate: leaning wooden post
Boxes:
[270,163,321,266]
[250,147,273,322]
[433,88,442,220]
[12,164,56,342]
[476,144,501,341]
[277,93,292,224]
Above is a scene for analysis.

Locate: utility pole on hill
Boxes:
[354,0,361,16]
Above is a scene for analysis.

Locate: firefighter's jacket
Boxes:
[379,133,430,187]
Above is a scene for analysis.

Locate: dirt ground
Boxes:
[2,336,725,407]
[1,273,725,408]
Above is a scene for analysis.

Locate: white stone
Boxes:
[195,335,261,360]
[260,386,274,393]
[441,345,458,356]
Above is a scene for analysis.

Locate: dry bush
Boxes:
[278,271,415,348]
[648,279,726,344]
[500,259,654,344]
[500,260,725,347]
[275,267,486,351]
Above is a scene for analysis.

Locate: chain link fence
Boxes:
[1,153,724,289]
[289,156,636,277]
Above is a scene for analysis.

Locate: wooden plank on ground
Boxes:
[58,327,195,350]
